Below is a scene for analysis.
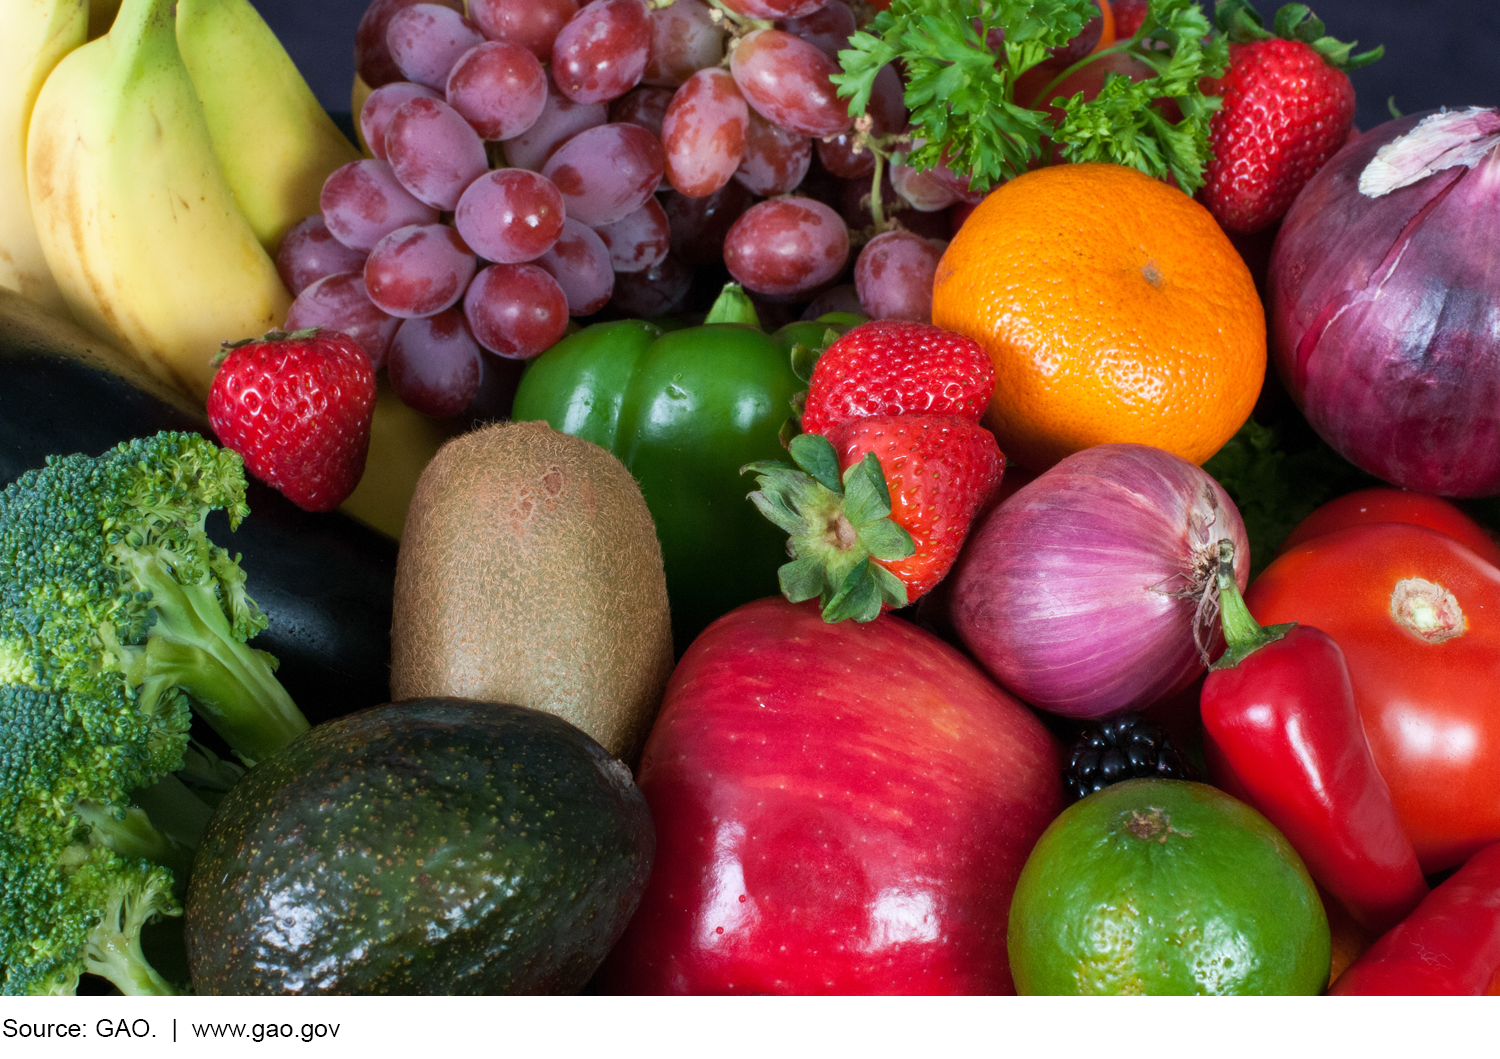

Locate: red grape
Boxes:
[385,96,489,210]
[661,180,756,266]
[464,262,569,357]
[835,171,951,242]
[466,351,528,420]
[777,1,855,61]
[643,0,724,88]
[276,214,369,295]
[445,40,547,141]
[285,271,399,370]
[359,81,441,161]
[1050,8,1105,65]
[610,253,692,317]
[854,229,943,322]
[936,164,987,205]
[592,196,670,273]
[610,85,674,140]
[535,218,615,315]
[364,223,478,317]
[454,168,566,264]
[386,3,486,90]
[719,0,827,18]
[817,63,905,179]
[320,159,440,251]
[890,158,959,212]
[356,0,464,88]
[723,195,849,296]
[662,68,748,198]
[730,29,851,138]
[500,78,607,171]
[735,109,810,196]
[542,122,665,226]
[551,0,651,105]
[388,308,483,416]
[801,282,863,319]
[467,0,578,62]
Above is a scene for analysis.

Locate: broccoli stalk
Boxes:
[0,432,310,995]
[120,548,306,763]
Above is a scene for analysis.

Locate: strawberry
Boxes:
[1199,0,1383,235]
[799,320,996,437]
[742,416,1003,623]
[207,328,377,513]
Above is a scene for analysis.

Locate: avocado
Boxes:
[183,698,654,995]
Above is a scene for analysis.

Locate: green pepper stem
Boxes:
[705,283,762,328]
[1212,539,1292,670]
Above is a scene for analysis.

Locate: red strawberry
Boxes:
[799,320,995,436]
[1199,1,1383,235]
[207,328,377,513]
[741,415,1003,622]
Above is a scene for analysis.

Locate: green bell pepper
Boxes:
[511,286,857,652]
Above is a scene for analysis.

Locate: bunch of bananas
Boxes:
[1,0,361,400]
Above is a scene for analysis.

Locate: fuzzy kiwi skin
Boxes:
[390,421,673,762]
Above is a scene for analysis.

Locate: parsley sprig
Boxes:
[833,0,1231,195]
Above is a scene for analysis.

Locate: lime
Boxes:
[1008,779,1330,995]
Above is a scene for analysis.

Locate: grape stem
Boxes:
[705,0,772,34]
[867,147,889,232]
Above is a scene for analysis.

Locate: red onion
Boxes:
[948,443,1249,719]
[1269,107,1500,497]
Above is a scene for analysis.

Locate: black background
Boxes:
[250,0,1500,134]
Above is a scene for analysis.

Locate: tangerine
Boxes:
[1007,779,1330,995]
[932,163,1265,471]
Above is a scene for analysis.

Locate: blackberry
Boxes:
[1063,712,1193,802]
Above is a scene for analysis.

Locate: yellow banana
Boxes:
[352,71,375,156]
[176,0,362,255]
[27,0,291,401]
[0,0,86,313]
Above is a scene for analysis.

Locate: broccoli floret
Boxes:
[0,432,310,994]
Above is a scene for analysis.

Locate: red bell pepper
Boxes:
[1200,541,1428,934]
[1332,841,1500,995]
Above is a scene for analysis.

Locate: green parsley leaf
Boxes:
[835,0,1231,194]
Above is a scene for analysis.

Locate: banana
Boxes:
[176,0,362,254]
[27,0,291,401]
[0,0,86,313]
[351,72,375,156]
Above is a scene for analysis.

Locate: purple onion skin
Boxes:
[948,444,1249,720]
[1269,111,1500,497]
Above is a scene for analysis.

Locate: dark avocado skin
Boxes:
[184,698,655,995]
[0,289,397,724]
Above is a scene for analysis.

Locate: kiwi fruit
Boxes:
[390,421,673,762]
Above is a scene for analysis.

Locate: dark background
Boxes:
[250,0,1500,133]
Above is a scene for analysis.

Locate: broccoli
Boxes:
[0,432,309,995]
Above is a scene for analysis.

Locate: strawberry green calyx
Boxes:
[1214,0,1383,71]
[742,432,915,623]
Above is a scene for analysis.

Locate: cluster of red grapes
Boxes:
[275,0,983,419]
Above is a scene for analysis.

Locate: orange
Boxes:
[932,162,1265,471]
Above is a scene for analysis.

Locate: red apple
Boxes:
[597,597,1064,994]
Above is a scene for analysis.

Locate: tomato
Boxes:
[1279,487,1500,568]
[1244,522,1500,874]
